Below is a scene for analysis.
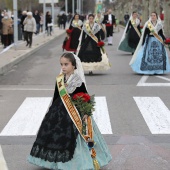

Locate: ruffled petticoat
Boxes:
[82,51,111,71]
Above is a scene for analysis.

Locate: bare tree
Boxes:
[5,0,13,10]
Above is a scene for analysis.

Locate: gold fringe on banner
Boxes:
[93,159,100,170]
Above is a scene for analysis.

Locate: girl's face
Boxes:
[151,13,157,21]
[75,15,79,20]
[132,13,137,19]
[60,57,75,75]
[89,16,94,23]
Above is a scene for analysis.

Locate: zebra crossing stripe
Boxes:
[0,146,8,170]
[134,97,170,134]
[137,75,170,86]
[0,97,112,136]
[0,97,52,136]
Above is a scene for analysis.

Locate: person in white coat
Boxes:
[23,12,36,48]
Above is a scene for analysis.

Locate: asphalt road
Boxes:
[0,28,170,170]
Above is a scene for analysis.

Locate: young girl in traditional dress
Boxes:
[63,14,83,52]
[77,14,110,75]
[118,11,141,54]
[28,52,112,170]
[130,12,170,74]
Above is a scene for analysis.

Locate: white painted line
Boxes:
[0,88,54,91]
[0,44,14,55]
[0,146,8,170]
[0,98,52,136]
[0,97,112,136]
[137,75,170,86]
[93,97,113,134]
[137,76,149,86]
[138,83,170,87]
[134,97,170,134]
[156,76,170,82]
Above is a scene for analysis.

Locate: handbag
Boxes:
[47,23,53,27]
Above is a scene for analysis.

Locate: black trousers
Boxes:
[25,31,33,46]
[0,33,3,44]
[3,34,12,47]
[106,26,113,37]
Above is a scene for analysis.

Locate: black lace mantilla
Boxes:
[30,97,78,163]
[30,82,87,163]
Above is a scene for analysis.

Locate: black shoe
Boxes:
[26,42,29,46]
[89,71,93,75]
[132,52,134,55]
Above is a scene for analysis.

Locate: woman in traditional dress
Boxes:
[63,14,83,52]
[28,52,112,170]
[130,12,170,74]
[77,14,110,75]
[95,12,106,41]
[118,11,141,54]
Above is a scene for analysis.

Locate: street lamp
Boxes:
[13,0,18,50]
[65,0,68,14]
[51,0,54,25]
[43,0,46,37]
[72,0,75,15]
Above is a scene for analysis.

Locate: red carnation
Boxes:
[164,38,170,51]
[97,41,105,47]
[73,92,91,102]
[140,26,143,29]
[165,38,170,44]
[66,29,72,34]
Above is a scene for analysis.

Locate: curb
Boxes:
[0,32,65,75]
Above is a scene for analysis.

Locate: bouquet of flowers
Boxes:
[97,41,105,53]
[71,92,95,134]
[165,38,170,51]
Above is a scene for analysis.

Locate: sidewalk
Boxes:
[0,26,65,75]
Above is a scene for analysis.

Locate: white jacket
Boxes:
[24,17,36,32]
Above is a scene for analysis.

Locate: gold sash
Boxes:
[85,23,99,43]
[56,74,100,170]
[147,22,164,44]
[131,19,141,37]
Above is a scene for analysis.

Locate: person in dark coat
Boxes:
[124,12,130,25]
[46,11,52,36]
[61,13,67,29]
[33,10,41,34]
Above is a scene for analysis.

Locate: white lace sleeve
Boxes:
[66,73,83,93]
